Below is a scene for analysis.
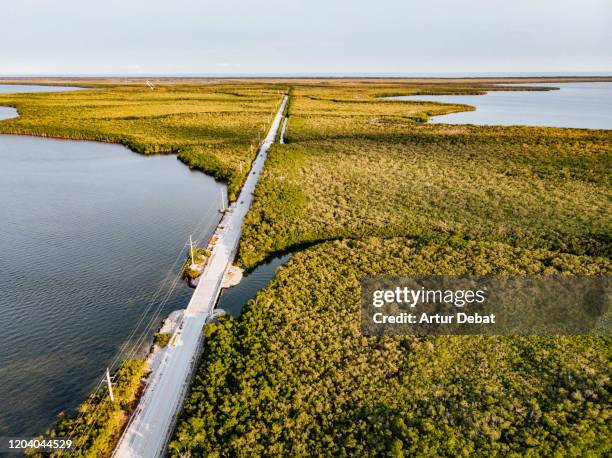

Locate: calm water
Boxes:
[0,84,85,121]
[0,135,223,436]
[0,107,17,121]
[0,84,84,94]
[386,82,612,129]
[218,254,291,317]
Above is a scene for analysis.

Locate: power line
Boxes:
[67,200,224,443]
[64,236,190,441]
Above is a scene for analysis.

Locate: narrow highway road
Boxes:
[113,95,288,458]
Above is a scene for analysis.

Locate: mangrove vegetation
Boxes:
[171,80,611,456]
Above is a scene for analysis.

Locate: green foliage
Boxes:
[238,84,611,267]
[154,332,172,348]
[4,79,609,456]
[27,359,146,457]
[0,83,286,198]
[181,266,201,281]
[181,247,210,280]
[240,146,308,267]
[171,238,611,457]
[172,81,611,456]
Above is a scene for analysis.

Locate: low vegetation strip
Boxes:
[0,83,285,199]
[27,360,146,457]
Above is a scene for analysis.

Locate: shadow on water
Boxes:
[217,254,291,317]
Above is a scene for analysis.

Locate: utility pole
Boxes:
[189,234,196,268]
[106,368,115,403]
[220,189,226,210]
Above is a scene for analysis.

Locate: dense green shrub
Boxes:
[5,79,609,456]
[154,333,172,348]
[171,238,611,457]
[238,85,611,267]
[174,81,611,456]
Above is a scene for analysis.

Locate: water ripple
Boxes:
[0,134,223,436]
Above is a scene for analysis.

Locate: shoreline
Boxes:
[113,94,289,456]
[0,84,284,200]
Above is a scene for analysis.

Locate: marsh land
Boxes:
[172,79,611,457]
[0,77,609,457]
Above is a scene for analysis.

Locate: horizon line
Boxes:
[1,72,612,79]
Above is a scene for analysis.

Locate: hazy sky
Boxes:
[2,0,611,75]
